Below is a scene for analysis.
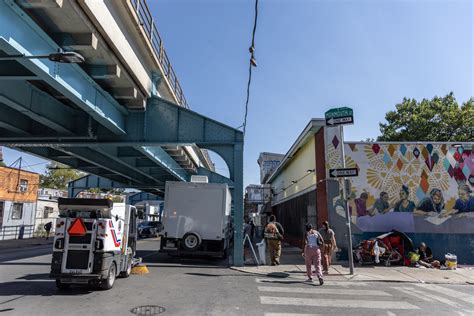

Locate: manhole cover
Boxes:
[130,305,166,315]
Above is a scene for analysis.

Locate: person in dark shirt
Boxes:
[452,184,474,215]
[417,242,440,268]
[394,185,416,213]
[414,188,444,216]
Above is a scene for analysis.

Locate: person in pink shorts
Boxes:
[301,223,324,285]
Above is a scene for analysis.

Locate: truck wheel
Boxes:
[182,232,201,251]
[120,256,132,278]
[55,279,70,290]
[101,262,117,290]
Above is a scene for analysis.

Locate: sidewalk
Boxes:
[0,237,53,250]
[234,243,474,285]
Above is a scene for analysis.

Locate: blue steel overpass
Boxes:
[0,0,244,265]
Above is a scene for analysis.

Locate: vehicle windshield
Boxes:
[59,209,108,219]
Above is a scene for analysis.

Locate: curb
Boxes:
[230,267,473,285]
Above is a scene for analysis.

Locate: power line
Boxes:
[243,0,259,136]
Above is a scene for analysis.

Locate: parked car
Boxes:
[138,221,163,238]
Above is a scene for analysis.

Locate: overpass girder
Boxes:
[0,0,126,135]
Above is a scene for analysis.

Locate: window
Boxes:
[43,206,53,219]
[12,203,23,219]
[19,179,28,193]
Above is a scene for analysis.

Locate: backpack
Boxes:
[264,223,282,240]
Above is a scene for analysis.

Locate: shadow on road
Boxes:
[16,273,50,280]
[0,262,49,266]
[0,308,14,313]
[138,250,229,267]
[0,281,93,296]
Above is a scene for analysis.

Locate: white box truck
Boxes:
[160,181,232,257]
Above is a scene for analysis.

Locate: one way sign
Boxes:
[329,168,358,178]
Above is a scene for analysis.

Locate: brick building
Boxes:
[0,166,39,240]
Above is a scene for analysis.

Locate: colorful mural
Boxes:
[325,127,473,234]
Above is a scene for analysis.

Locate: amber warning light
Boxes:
[67,218,87,236]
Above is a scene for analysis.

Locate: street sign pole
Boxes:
[340,125,354,275]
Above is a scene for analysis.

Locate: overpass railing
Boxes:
[130,0,188,109]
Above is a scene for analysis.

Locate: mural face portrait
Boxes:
[459,188,470,202]
[399,189,408,200]
[432,191,443,205]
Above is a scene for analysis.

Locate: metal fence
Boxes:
[130,0,188,108]
[0,225,34,240]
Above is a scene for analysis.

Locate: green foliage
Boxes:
[40,162,83,190]
[0,161,5,167]
[378,93,473,142]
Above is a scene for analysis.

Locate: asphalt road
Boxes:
[0,239,473,316]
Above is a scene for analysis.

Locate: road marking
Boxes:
[395,286,463,309]
[386,312,396,316]
[392,286,433,302]
[255,278,369,286]
[258,286,392,296]
[414,284,474,305]
[260,296,419,310]
[264,314,321,316]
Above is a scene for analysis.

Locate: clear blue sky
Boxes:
[3,0,473,187]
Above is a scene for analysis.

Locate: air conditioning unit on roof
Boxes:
[190,175,208,183]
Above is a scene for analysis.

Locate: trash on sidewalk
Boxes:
[445,253,457,270]
[256,240,266,265]
[353,230,414,266]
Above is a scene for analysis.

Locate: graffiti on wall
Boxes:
[325,128,473,234]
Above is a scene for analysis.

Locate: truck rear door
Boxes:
[62,218,97,274]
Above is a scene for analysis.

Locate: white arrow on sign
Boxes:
[326,116,354,126]
[329,168,358,178]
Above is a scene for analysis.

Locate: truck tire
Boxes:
[120,256,132,278]
[100,262,117,290]
[55,279,70,290]
[182,232,201,251]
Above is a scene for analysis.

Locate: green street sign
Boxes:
[325,107,354,126]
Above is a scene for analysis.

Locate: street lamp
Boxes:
[0,51,85,63]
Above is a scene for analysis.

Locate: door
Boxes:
[62,218,97,274]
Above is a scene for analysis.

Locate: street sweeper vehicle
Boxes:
[160,180,232,258]
[50,198,141,290]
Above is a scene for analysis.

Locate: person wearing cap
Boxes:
[319,220,337,274]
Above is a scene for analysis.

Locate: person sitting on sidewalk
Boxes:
[302,223,324,285]
[417,242,440,268]
[264,215,284,266]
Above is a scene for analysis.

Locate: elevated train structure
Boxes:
[0,0,244,265]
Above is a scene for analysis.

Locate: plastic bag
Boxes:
[256,240,266,265]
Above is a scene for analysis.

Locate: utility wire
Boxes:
[243,0,259,136]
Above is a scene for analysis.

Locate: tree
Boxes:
[378,93,473,142]
[40,162,83,190]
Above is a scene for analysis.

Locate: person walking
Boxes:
[319,220,337,274]
[302,223,324,285]
[264,215,284,265]
[43,221,52,240]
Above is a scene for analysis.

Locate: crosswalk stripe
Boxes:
[396,286,463,309]
[260,296,420,310]
[264,313,321,316]
[258,286,392,296]
[255,278,369,286]
[392,286,434,302]
[414,284,474,305]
